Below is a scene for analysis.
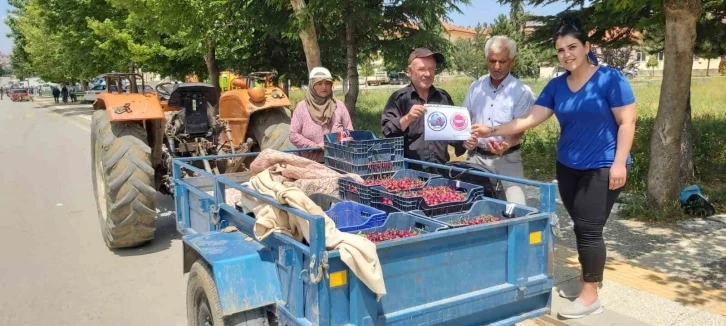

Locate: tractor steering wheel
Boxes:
[155,82,175,99]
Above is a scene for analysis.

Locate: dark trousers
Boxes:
[556,162,624,283]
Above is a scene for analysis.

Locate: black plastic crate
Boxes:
[349,212,449,244]
[337,173,394,205]
[371,178,484,215]
[324,131,404,165]
[412,198,540,228]
[325,156,404,176]
[337,169,437,205]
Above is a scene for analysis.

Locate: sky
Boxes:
[0,0,11,54]
[449,0,573,28]
[0,0,574,55]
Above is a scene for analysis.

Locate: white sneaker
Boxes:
[558,298,603,319]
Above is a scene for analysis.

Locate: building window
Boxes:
[636,51,646,62]
[659,52,664,60]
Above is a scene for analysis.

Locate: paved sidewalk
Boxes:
[521,182,726,326]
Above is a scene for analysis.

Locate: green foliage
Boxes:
[600,46,638,70]
[290,77,726,219]
[488,13,540,79]
[450,25,489,79]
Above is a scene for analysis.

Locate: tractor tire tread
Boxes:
[92,110,157,249]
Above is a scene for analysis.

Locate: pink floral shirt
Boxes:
[289,99,354,162]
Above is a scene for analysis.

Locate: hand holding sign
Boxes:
[423,104,471,141]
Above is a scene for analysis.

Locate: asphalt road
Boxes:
[0,97,186,325]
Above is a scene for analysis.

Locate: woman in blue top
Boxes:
[471,19,637,319]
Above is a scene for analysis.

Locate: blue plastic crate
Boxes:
[324,131,404,165]
[350,211,449,243]
[325,201,387,232]
[371,178,484,215]
[412,198,540,228]
[325,156,404,176]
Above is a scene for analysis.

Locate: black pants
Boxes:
[556,162,624,283]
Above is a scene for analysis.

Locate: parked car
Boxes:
[10,88,31,102]
[551,66,567,78]
[83,84,119,102]
[122,84,155,93]
[388,71,410,85]
[621,67,639,79]
[359,71,390,86]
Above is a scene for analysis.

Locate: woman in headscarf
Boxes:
[290,67,354,162]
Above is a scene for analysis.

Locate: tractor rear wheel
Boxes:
[91,110,157,249]
[248,107,296,151]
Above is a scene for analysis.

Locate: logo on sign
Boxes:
[451,112,469,131]
[426,111,447,131]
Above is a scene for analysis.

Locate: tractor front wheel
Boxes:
[91,110,157,249]
[247,107,296,152]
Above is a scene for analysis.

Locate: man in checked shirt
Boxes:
[462,36,536,205]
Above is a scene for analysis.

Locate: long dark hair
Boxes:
[552,18,599,65]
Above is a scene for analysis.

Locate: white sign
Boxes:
[423,104,472,141]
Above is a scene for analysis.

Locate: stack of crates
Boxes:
[324,131,404,176]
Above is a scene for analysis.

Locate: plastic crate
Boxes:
[309,193,342,211]
[350,211,449,243]
[324,131,404,165]
[371,178,485,216]
[413,198,540,228]
[325,201,387,232]
[325,156,404,176]
[337,169,440,205]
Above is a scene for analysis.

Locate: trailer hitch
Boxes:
[300,252,329,284]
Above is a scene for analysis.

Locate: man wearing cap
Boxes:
[381,48,466,171]
[462,36,535,205]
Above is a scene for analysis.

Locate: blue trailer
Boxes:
[173,151,557,326]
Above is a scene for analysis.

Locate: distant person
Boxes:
[52,86,60,103]
[69,85,77,102]
[289,67,353,162]
[61,85,69,103]
[0,87,4,100]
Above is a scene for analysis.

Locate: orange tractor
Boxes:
[91,72,294,249]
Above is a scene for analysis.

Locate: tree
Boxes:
[489,12,540,79]
[646,55,659,76]
[647,0,702,207]
[450,25,489,79]
[293,0,469,123]
[694,0,726,76]
[600,46,638,71]
[497,0,706,210]
[290,0,322,72]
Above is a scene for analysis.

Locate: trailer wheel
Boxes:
[187,261,270,326]
[91,110,157,249]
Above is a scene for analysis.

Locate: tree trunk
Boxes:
[706,59,710,77]
[205,40,220,96]
[290,0,322,72]
[679,91,695,188]
[344,8,359,125]
[646,0,701,209]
